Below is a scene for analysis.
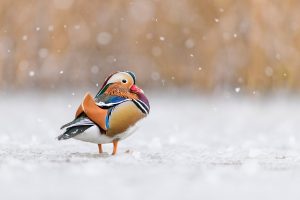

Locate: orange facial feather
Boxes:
[105,83,139,100]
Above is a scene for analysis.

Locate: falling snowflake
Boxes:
[265,66,273,77]
[48,25,54,31]
[22,35,28,41]
[146,33,153,40]
[151,72,160,81]
[185,39,195,49]
[29,71,35,77]
[38,48,48,58]
[97,32,112,45]
[235,87,241,93]
[90,65,99,74]
[74,25,80,30]
[276,53,281,60]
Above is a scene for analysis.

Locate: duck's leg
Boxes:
[112,140,118,155]
[98,144,103,154]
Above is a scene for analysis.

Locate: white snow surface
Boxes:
[0,91,300,200]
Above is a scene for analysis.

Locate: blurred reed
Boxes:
[0,0,300,93]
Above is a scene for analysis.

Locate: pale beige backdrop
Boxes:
[0,0,300,92]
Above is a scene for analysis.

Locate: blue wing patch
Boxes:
[95,95,131,129]
[96,96,129,108]
[106,96,127,104]
[105,107,115,129]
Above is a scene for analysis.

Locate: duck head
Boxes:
[97,71,150,114]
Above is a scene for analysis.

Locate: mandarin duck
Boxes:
[58,71,150,155]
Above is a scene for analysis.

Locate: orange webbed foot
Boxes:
[98,144,103,154]
[112,140,118,155]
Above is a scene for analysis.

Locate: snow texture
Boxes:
[0,92,300,200]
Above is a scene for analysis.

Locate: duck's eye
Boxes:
[122,79,127,84]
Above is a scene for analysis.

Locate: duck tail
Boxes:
[57,125,93,140]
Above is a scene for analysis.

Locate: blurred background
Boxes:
[2,2,300,199]
[1,0,300,93]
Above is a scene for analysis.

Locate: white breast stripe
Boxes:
[133,99,148,114]
[96,99,129,107]
[137,99,149,111]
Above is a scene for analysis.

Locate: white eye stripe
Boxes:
[106,72,132,85]
[107,73,125,84]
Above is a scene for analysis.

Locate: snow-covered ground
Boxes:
[1,91,300,200]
